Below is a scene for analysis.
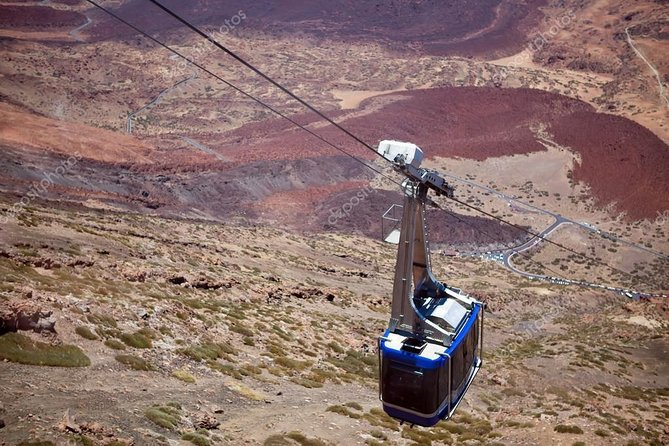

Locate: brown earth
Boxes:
[1,3,669,445]
[0,203,666,446]
[527,0,669,143]
[1,84,667,228]
[89,0,547,58]
[0,102,154,164]
[0,5,85,30]
[550,111,669,220]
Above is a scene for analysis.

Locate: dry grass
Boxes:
[554,424,584,434]
[75,326,98,340]
[0,332,90,367]
[119,331,153,349]
[172,368,196,383]
[264,431,330,446]
[181,432,211,446]
[115,354,154,371]
[226,381,265,401]
[145,404,181,430]
[179,341,236,361]
[104,339,127,350]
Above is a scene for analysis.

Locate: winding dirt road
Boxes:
[625,27,669,110]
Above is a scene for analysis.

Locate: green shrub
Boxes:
[286,431,329,446]
[173,369,196,383]
[137,327,158,339]
[145,405,180,430]
[120,332,152,349]
[208,362,243,380]
[74,435,95,446]
[17,441,55,446]
[327,405,360,419]
[363,408,399,431]
[291,377,323,388]
[239,364,262,376]
[325,349,376,380]
[275,356,311,372]
[115,354,154,371]
[0,332,90,367]
[370,430,386,440]
[86,314,117,328]
[75,326,98,340]
[328,341,345,353]
[104,339,127,350]
[440,420,465,434]
[555,424,583,434]
[180,341,236,361]
[182,432,211,446]
[230,324,254,337]
[263,434,292,445]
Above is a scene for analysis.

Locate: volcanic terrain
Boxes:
[0,1,668,446]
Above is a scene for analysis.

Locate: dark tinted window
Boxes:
[382,359,439,414]
[451,318,480,398]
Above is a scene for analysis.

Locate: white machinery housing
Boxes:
[377,140,424,169]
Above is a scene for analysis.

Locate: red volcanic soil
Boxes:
[0,103,154,164]
[0,5,85,29]
[89,0,546,58]
[222,87,669,220]
[218,87,585,164]
[550,112,669,220]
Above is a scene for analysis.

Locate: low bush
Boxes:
[0,332,90,367]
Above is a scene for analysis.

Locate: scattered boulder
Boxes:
[31,257,62,269]
[124,269,147,282]
[0,300,56,334]
[57,409,80,434]
[195,413,220,430]
[191,277,228,290]
[489,374,507,386]
[267,286,337,304]
[67,258,95,268]
[166,273,238,290]
[168,275,188,285]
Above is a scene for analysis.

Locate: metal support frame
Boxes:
[377,140,484,424]
[389,179,450,340]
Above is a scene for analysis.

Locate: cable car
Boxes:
[377,140,484,427]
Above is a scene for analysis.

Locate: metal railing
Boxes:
[381,203,403,243]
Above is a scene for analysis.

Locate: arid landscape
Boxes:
[0,1,668,445]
